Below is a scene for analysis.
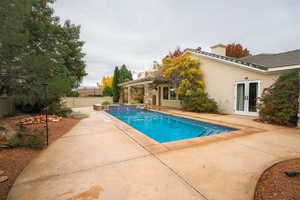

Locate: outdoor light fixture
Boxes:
[41,82,49,146]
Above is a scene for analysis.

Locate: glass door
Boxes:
[235,80,260,116]
[236,82,246,112]
[248,81,258,113]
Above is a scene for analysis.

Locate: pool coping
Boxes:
[102,109,266,154]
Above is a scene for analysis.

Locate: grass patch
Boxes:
[101,101,112,106]
[129,100,140,105]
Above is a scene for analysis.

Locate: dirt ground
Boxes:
[254,158,300,200]
[0,117,80,200]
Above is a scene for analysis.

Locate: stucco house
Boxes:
[119,44,300,116]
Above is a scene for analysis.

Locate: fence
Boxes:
[62,97,112,108]
[0,97,15,117]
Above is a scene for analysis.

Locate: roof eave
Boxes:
[186,50,267,73]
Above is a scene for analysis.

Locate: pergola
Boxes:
[118,77,155,104]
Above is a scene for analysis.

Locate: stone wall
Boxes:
[62,97,112,108]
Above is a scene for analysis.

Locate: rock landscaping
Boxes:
[0,116,81,200]
[17,115,62,125]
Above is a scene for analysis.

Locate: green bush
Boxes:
[48,102,72,117]
[101,101,112,105]
[17,101,72,117]
[8,130,45,149]
[129,100,140,105]
[182,92,218,113]
[103,86,113,96]
[258,70,300,126]
[66,90,80,97]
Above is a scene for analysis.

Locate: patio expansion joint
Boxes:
[14,153,152,187]
[231,140,284,158]
[61,132,105,138]
[111,119,210,200]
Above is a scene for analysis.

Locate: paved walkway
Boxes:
[8,108,300,200]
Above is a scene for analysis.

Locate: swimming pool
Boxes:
[107,106,237,143]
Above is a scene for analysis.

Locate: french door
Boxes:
[235,80,260,116]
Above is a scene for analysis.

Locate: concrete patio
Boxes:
[8,107,300,200]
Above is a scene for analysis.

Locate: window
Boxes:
[170,88,176,100]
[163,87,169,99]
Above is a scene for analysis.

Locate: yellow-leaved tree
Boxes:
[159,51,217,112]
[160,53,205,96]
[97,76,113,96]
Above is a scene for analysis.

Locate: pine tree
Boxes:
[112,67,120,102]
[0,0,86,108]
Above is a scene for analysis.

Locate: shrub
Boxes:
[182,92,218,113]
[8,130,45,148]
[48,102,72,117]
[101,101,112,106]
[103,86,113,96]
[129,100,140,105]
[66,90,80,97]
[258,70,300,126]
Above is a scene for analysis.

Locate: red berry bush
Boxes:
[258,70,300,126]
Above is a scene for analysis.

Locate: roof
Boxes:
[118,77,154,87]
[184,48,300,72]
[185,48,268,71]
[239,49,300,68]
[120,48,300,87]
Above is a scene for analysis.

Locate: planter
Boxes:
[93,104,103,111]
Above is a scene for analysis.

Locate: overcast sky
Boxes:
[53,0,300,87]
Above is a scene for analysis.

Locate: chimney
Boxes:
[210,44,227,56]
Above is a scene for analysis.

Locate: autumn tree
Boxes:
[159,52,218,112]
[226,43,251,58]
[98,76,113,96]
[161,53,205,96]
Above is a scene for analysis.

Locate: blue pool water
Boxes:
[107,106,237,143]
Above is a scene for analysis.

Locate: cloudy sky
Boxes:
[53,0,300,87]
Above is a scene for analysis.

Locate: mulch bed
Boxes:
[254,158,300,200]
[0,117,81,200]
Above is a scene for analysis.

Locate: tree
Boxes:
[98,76,113,96]
[118,64,133,83]
[0,0,32,96]
[98,76,113,88]
[226,43,251,58]
[159,51,218,113]
[112,67,120,102]
[161,53,205,96]
[0,0,86,110]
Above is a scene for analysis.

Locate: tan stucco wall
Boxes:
[156,55,283,113]
[63,97,112,108]
[190,54,281,114]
